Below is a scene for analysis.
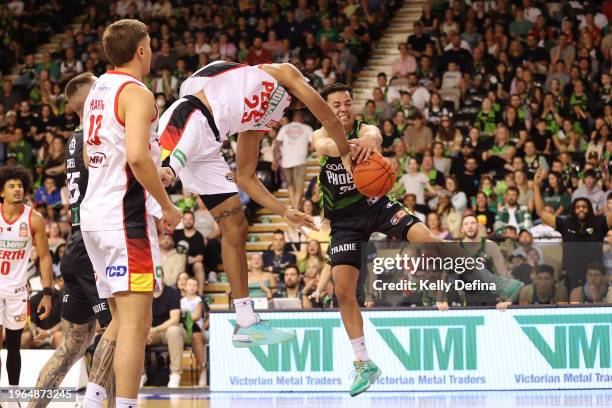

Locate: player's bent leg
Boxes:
[208,194,249,299]
[332,265,363,339]
[113,291,153,399]
[29,319,96,408]
[332,264,381,397]
[207,193,296,347]
[406,223,524,302]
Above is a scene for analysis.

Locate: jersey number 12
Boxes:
[87,114,103,145]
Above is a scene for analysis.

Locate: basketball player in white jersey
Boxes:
[80,19,181,407]
[31,73,118,408]
[158,61,352,347]
[0,165,53,402]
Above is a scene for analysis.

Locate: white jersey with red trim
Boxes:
[179,61,292,141]
[80,70,160,232]
[0,204,33,298]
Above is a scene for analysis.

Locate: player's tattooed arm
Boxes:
[29,320,96,408]
[213,205,243,222]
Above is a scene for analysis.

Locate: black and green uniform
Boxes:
[61,127,111,327]
[319,120,420,269]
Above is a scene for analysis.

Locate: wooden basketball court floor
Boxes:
[43,388,612,407]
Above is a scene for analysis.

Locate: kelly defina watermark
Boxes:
[370,253,497,293]
[372,276,496,292]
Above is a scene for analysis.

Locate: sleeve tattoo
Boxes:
[29,320,96,408]
[89,336,117,389]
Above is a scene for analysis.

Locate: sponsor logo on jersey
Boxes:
[324,171,354,187]
[93,302,108,314]
[226,172,235,183]
[172,149,187,167]
[69,137,76,155]
[367,197,380,206]
[330,243,357,255]
[19,222,28,237]
[390,210,408,226]
[106,265,127,278]
[89,152,107,168]
[0,249,26,260]
[155,266,162,279]
[63,294,69,303]
[386,202,394,208]
[325,163,346,171]
[251,85,288,128]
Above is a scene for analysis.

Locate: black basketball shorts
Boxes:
[328,196,421,269]
[60,229,112,327]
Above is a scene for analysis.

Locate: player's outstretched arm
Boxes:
[267,63,352,171]
[236,131,317,233]
[122,84,181,228]
[31,210,53,320]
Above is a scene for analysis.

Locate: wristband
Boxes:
[42,287,54,296]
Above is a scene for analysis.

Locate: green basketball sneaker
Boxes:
[232,316,296,348]
[349,360,381,397]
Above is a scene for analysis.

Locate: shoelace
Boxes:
[349,362,367,381]
[253,314,275,329]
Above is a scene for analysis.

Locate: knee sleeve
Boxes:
[5,328,23,385]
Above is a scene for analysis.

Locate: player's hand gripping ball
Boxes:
[352,153,396,198]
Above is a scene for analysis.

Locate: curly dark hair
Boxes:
[0,165,33,201]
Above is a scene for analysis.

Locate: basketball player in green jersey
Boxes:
[313,83,525,396]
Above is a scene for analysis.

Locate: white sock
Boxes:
[83,382,106,408]
[116,397,138,408]
[234,297,257,327]
[351,336,370,362]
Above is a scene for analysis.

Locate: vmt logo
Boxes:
[370,316,484,370]
[515,314,611,369]
[106,265,127,277]
[230,318,341,372]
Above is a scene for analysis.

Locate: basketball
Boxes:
[352,153,396,198]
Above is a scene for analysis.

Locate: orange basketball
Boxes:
[352,153,396,198]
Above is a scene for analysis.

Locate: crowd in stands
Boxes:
[2,0,612,386]
[3,0,397,386]
[356,0,612,306]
